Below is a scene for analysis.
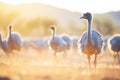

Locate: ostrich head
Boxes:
[50,26,56,39]
[9,25,12,35]
[9,26,12,31]
[80,12,92,21]
[50,26,56,33]
[50,26,55,31]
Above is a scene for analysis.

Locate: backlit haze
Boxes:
[0,0,120,13]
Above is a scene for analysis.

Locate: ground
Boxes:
[0,49,120,80]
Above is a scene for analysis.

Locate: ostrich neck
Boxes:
[52,30,55,40]
[9,28,11,37]
[87,18,92,42]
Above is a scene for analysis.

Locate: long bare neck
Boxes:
[9,27,11,37]
[52,29,55,40]
[87,18,92,42]
[9,26,13,38]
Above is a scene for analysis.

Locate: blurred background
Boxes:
[0,1,120,80]
[0,0,119,39]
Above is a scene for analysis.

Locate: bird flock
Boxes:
[0,12,120,70]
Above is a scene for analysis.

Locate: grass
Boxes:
[0,49,120,80]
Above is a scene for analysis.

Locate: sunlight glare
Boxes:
[0,0,120,13]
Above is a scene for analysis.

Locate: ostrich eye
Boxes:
[83,14,86,16]
[85,14,90,18]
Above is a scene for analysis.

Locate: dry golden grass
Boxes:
[0,49,120,80]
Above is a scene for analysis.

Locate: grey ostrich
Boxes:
[30,38,49,53]
[0,33,11,55]
[108,34,120,64]
[79,12,103,69]
[61,34,72,50]
[72,36,79,52]
[49,26,67,57]
[7,26,22,53]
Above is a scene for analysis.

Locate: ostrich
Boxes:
[0,33,11,55]
[61,34,72,50]
[22,39,30,50]
[6,26,22,53]
[72,36,79,52]
[30,38,49,53]
[108,34,120,64]
[79,12,103,69]
[49,26,67,57]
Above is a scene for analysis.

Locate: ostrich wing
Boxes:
[10,33,21,50]
[79,29,103,51]
[110,35,120,51]
[61,34,71,49]
[50,35,66,52]
[92,29,103,50]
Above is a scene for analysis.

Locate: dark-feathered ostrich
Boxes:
[108,34,120,64]
[6,26,22,53]
[61,34,72,50]
[49,26,67,57]
[78,12,104,69]
[0,33,11,55]
[30,38,49,53]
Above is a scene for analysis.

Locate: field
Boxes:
[0,1,120,80]
[0,49,120,80]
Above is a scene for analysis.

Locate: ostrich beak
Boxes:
[80,16,84,19]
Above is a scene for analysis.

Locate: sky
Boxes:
[0,0,120,13]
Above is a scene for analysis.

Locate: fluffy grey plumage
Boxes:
[78,12,103,69]
[30,38,49,52]
[0,33,11,54]
[72,36,79,52]
[6,26,22,53]
[61,34,72,50]
[80,29,103,55]
[49,26,67,56]
[108,34,120,64]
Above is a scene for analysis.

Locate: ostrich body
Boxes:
[0,33,11,54]
[108,34,120,64]
[61,34,72,50]
[7,26,21,53]
[30,38,49,52]
[22,39,30,50]
[72,36,79,52]
[79,12,103,69]
[49,26,67,56]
